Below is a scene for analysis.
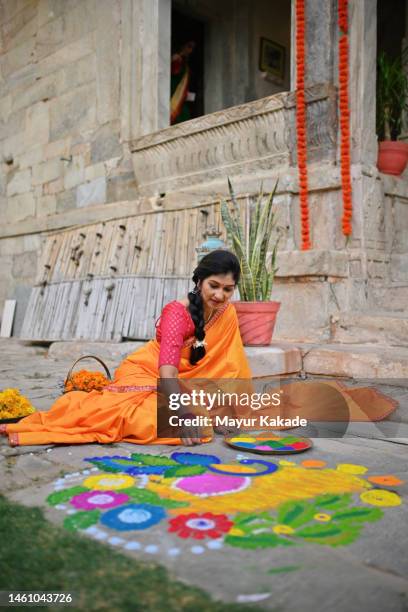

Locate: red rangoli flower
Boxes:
[168,512,233,540]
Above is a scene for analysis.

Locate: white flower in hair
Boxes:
[193,339,207,348]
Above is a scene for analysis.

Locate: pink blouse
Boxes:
[155,301,195,368]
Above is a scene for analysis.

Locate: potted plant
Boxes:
[376,49,408,175]
[220,179,280,346]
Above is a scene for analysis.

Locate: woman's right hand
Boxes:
[180,420,204,446]
[158,366,205,445]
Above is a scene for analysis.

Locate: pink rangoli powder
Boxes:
[175,473,248,496]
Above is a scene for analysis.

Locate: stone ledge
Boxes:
[381,173,408,200]
[32,338,408,380]
[47,340,302,377]
[0,199,144,239]
[301,343,408,378]
[0,166,346,240]
[331,312,408,347]
[245,344,302,377]
[47,340,144,362]
[276,250,349,278]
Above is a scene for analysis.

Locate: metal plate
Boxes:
[224,432,313,454]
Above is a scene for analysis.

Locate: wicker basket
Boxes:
[64,355,112,393]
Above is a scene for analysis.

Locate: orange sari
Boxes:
[1,304,251,447]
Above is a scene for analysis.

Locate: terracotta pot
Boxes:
[377,141,408,176]
[233,301,281,346]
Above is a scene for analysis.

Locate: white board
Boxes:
[0,299,16,338]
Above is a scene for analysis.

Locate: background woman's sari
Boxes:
[1,304,251,447]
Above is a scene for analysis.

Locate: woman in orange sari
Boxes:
[0,251,251,448]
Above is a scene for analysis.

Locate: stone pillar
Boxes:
[290,0,337,89]
[120,0,171,141]
[290,0,377,163]
[348,0,378,166]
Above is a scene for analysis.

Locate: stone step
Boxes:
[244,345,302,376]
[46,339,408,382]
[294,342,408,379]
[47,340,144,363]
[331,312,408,347]
[43,340,408,431]
[43,339,408,379]
[295,342,408,427]
[47,340,303,378]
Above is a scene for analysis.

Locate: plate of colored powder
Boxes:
[224,433,313,454]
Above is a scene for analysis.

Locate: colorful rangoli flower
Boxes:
[360,490,402,507]
[313,513,332,522]
[83,473,136,490]
[168,512,233,540]
[70,490,129,510]
[100,503,166,531]
[273,524,295,535]
[174,473,250,497]
[367,475,404,487]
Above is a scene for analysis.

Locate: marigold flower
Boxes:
[64,370,110,393]
[0,388,36,419]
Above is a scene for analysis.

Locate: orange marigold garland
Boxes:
[338,0,352,236]
[295,0,311,250]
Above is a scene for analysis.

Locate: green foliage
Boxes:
[332,507,383,523]
[85,460,120,473]
[225,532,290,549]
[277,500,316,528]
[130,453,179,466]
[63,510,100,531]
[295,523,361,546]
[267,565,301,574]
[225,511,294,549]
[377,49,408,140]
[122,488,189,509]
[128,454,207,477]
[46,486,88,506]
[312,493,352,510]
[224,492,384,550]
[163,465,207,478]
[220,179,280,301]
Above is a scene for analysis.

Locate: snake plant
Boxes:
[220,179,280,301]
[377,49,408,141]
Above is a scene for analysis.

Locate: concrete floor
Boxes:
[1,339,407,612]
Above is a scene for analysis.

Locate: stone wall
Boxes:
[0,0,137,333]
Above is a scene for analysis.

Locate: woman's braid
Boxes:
[187,282,206,365]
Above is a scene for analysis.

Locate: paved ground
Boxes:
[1,339,408,612]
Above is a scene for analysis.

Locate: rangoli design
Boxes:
[46,451,404,556]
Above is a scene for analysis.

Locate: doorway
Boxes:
[171,8,205,124]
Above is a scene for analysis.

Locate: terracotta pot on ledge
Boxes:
[233,301,281,346]
[377,141,408,176]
